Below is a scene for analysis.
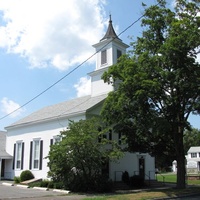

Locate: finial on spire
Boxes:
[109,14,112,22]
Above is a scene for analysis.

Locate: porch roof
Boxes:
[0,150,12,159]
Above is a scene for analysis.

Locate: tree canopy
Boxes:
[184,128,200,154]
[101,0,200,189]
[47,117,122,192]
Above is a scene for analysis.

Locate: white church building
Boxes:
[1,17,155,182]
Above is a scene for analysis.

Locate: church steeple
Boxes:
[100,15,121,42]
[89,16,129,97]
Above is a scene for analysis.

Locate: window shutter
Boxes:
[39,140,43,170]
[12,144,16,170]
[109,129,112,141]
[50,139,53,146]
[29,141,33,170]
[21,142,24,170]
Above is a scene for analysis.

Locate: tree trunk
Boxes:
[176,149,186,189]
[174,128,186,189]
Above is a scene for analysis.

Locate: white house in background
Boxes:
[3,16,155,182]
[172,146,200,174]
[186,146,200,174]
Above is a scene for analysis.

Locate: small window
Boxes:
[117,49,122,60]
[101,50,107,65]
[53,135,61,144]
[191,153,197,158]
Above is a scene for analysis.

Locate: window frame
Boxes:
[101,49,107,65]
[32,139,40,170]
[15,141,22,170]
[191,153,197,158]
[117,49,122,61]
[53,135,61,144]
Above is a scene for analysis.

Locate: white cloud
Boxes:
[0,0,107,70]
[171,0,176,8]
[1,97,25,118]
[74,77,91,97]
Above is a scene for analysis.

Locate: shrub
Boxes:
[67,174,113,193]
[29,182,41,188]
[47,181,54,189]
[39,180,49,188]
[14,176,21,183]
[130,175,144,188]
[20,170,34,182]
[94,175,113,193]
[53,182,64,189]
[122,171,130,185]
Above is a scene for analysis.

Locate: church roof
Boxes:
[6,94,107,129]
[100,15,121,42]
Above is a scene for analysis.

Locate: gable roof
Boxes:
[188,146,200,153]
[6,94,107,129]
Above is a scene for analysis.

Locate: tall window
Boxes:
[30,139,43,170]
[33,140,40,169]
[101,50,107,65]
[16,142,22,169]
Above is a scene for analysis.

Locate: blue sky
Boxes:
[0,0,199,131]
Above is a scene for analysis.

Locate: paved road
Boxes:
[0,183,87,200]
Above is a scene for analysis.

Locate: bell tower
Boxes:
[89,15,129,97]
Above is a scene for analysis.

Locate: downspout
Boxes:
[0,158,2,181]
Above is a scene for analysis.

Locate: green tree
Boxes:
[184,128,200,154]
[101,0,200,189]
[47,117,122,192]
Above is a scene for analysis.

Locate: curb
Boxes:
[33,187,49,191]
[53,189,70,193]
[2,182,14,186]
[16,184,29,188]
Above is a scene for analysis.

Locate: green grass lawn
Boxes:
[82,187,200,200]
[82,173,200,200]
[156,173,200,185]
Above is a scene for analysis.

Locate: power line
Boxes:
[0,3,159,121]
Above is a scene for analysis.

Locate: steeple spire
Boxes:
[100,15,121,42]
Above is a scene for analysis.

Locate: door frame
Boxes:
[139,156,145,179]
